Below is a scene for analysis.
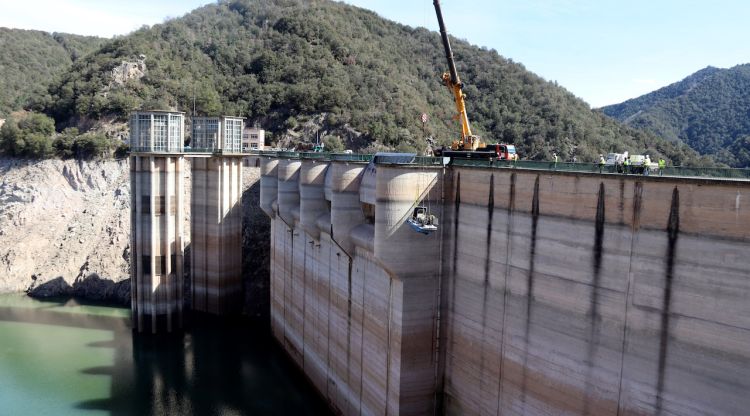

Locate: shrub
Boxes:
[322,135,345,152]
[53,127,79,158]
[74,133,110,159]
[0,113,56,158]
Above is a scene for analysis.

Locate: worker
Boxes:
[623,156,630,174]
[553,152,558,170]
[658,158,666,176]
[599,154,605,173]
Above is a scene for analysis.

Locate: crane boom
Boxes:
[433,0,479,150]
[434,0,459,86]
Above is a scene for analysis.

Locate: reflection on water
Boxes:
[0,294,330,416]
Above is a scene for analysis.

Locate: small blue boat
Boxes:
[406,206,438,235]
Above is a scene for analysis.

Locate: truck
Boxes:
[628,154,659,175]
[431,0,518,161]
[607,152,659,175]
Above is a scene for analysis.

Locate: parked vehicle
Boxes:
[604,152,627,167]
[605,152,628,173]
[628,155,659,175]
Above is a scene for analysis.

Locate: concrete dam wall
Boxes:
[254,155,750,416]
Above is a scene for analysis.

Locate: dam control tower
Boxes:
[129,111,244,333]
[129,111,187,333]
[190,116,245,315]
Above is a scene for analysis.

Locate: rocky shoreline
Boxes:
[26,275,131,306]
[1,157,270,317]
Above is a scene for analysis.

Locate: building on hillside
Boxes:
[242,126,265,151]
[0,119,6,129]
[192,116,244,153]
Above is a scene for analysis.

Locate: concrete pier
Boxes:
[129,111,187,333]
[190,116,245,315]
[191,156,243,315]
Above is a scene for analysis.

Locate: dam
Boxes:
[127,111,749,415]
[247,152,749,415]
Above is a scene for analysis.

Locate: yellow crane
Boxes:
[433,0,483,151]
[432,0,518,161]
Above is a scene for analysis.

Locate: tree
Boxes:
[0,113,56,158]
[18,113,55,137]
[24,133,55,158]
[322,135,345,152]
[194,82,222,116]
[53,127,79,158]
[74,133,110,159]
[0,120,23,156]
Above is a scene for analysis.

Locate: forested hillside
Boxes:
[17,0,710,164]
[601,64,750,167]
[0,28,105,117]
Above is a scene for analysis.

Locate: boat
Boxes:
[406,206,438,235]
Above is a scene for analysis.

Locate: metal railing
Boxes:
[256,150,279,157]
[298,152,329,160]
[329,153,373,162]
[451,159,606,172]
[451,159,750,180]
[276,151,300,158]
[662,166,750,179]
[130,147,248,155]
[130,146,187,153]
[205,150,750,180]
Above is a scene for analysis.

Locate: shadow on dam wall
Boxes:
[258,156,750,416]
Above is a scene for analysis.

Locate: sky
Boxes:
[1,0,748,107]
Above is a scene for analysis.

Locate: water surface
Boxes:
[0,294,330,415]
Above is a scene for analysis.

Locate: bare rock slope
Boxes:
[0,157,269,316]
[0,157,131,302]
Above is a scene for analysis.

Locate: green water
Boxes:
[0,294,330,415]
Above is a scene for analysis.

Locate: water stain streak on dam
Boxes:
[250,153,750,416]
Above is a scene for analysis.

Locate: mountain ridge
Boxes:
[0,28,105,117]
[601,63,750,167]
[7,0,711,165]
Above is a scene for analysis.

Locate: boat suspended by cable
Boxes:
[406,206,438,235]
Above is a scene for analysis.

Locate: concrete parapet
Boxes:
[329,162,367,255]
[277,158,301,225]
[299,160,329,239]
[372,164,444,415]
[259,157,279,217]
[130,155,185,333]
[359,162,377,205]
[374,165,443,279]
[324,164,333,201]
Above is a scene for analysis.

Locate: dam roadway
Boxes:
[248,152,749,416]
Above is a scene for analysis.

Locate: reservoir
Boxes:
[0,294,331,415]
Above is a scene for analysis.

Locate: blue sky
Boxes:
[1,0,747,107]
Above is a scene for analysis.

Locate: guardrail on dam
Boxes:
[250,152,750,416]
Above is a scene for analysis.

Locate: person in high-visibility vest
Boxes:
[599,154,605,173]
[658,158,666,176]
[623,157,630,174]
